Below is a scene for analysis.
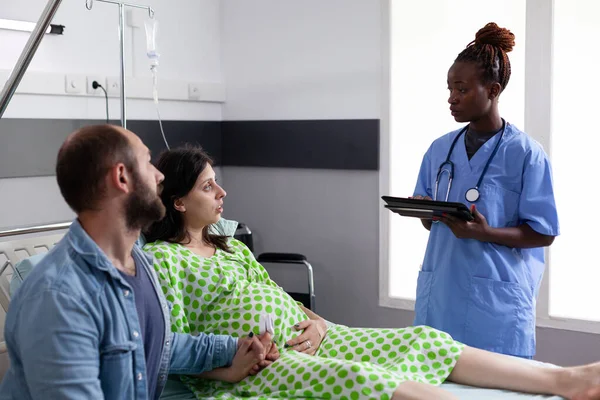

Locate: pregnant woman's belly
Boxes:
[192,281,308,343]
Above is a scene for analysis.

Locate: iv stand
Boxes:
[0,0,64,119]
[86,0,154,129]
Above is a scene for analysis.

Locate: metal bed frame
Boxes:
[0,221,71,355]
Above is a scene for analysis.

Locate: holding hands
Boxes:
[222,332,280,383]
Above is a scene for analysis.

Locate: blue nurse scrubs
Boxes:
[412,123,559,357]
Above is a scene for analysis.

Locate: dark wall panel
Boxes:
[0,119,222,178]
[222,119,379,170]
[0,118,379,178]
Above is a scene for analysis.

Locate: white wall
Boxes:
[1,0,222,81]
[221,0,408,329]
[221,0,380,121]
[0,0,223,229]
[1,0,223,120]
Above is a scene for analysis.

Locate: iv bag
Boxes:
[144,18,159,66]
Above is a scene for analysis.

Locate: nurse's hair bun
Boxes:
[473,22,515,53]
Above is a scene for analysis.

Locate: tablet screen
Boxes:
[381,196,473,221]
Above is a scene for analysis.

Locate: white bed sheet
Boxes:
[160,380,564,400]
[160,374,565,399]
[442,359,563,400]
[160,359,566,399]
[442,381,563,399]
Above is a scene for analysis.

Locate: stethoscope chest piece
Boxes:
[436,119,506,203]
[465,187,480,203]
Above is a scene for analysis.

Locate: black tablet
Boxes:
[381,196,474,221]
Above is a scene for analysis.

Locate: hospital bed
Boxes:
[0,221,565,399]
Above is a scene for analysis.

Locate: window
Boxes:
[382,0,525,307]
[549,0,600,322]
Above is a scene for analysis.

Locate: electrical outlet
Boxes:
[188,83,201,99]
[125,9,143,28]
[87,76,106,95]
[106,77,120,96]
[65,75,85,94]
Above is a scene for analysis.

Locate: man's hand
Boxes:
[253,332,279,368]
[226,335,266,383]
[196,333,278,384]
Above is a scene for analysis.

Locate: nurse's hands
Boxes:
[410,195,432,201]
[438,204,491,241]
[409,195,434,231]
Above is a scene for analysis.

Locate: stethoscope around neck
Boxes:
[434,119,507,203]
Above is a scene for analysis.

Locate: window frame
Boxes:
[379,0,600,335]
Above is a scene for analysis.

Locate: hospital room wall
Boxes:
[220,0,600,366]
[0,0,223,230]
[220,0,412,330]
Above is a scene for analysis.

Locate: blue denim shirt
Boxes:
[0,220,238,400]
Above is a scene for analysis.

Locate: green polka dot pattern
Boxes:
[144,239,464,399]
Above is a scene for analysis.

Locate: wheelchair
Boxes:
[234,223,315,311]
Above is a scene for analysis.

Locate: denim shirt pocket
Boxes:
[99,341,137,399]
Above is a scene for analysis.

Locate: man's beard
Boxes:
[124,169,166,231]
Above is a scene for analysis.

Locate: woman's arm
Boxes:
[195,368,237,383]
[300,306,328,334]
[440,206,556,249]
[301,305,321,321]
[481,223,555,248]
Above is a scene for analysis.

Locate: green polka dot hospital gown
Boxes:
[144,239,464,399]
